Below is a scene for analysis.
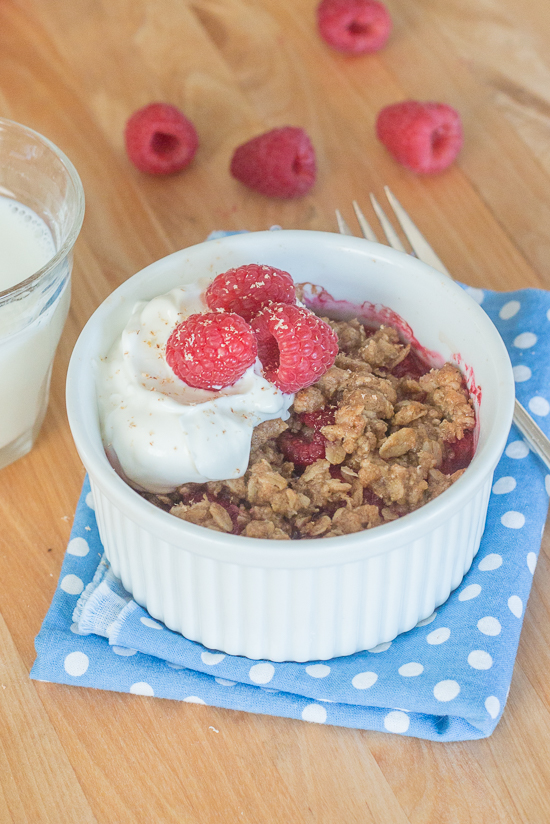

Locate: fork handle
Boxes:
[513,398,550,473]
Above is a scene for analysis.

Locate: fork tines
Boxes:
[337,188,451,278]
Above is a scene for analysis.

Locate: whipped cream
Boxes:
[96,282,294,493]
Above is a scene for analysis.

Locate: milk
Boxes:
[0,196,69,464]
[0,196,56,290]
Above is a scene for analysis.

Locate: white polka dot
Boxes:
[477,617,501,636]
[506,441,529,459]
[140,617,163,630]
[485,696,501,719]
[302,704,327,724]
[499,300,520,320]
[130,682,154,696]
[166,662,184,670]
[529,396,550,417]
[384,710,410,733]
[60,574,84,595]
[85,491,95,509]
[501,511,525,529]
[368,641,392,653]
[514,332,537,349]
[201,652,225,666]
[306,664,331,678]
[112,646,137,656]
[527,552,537,574]
[492,476,516,495]
[351,671,378,690]
[465,287,485,304]
[398,662,424,677]
[478,554,502,571]
[67,537,90,557]
[508,595,523,618]
[426,627,450,645]
[215,678,237,686]
[433,680,460,702]
[513,365,532,382]
[64,651,89,677]
[459,584,482,601]
[545,476,550,496]
[249,663,275,684]
[416,612,437,627]
[183,696,206,704]
[260,687,279,693]
[468,650,493,670]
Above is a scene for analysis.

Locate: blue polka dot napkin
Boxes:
[31,284,550,741]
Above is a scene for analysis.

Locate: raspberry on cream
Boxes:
[96,283,294,494]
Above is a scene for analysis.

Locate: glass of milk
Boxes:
[0,118,84,470]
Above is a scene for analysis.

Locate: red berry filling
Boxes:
[166,312,257,391]
[230,127,316,199]
[376,100,463,174]
[440,430,475,476]
[125,103,199,175]
[317,0,392,54]
[299,406,336,430]
[278,430,327,465]
[390,348,432,380]
[250,303,339,393]
[205,264,296,322]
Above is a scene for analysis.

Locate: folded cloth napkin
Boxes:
[32,281,550,742]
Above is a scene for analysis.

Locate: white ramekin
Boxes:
[66,230,515,662]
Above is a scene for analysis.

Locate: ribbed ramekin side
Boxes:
[265,567,291,662]
[90,478,121,575]
[88,476,493,662]
[453,476,492,587]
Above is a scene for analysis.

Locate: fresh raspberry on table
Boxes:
[165,312,257,391]
[376,100,463,174]
[250,303,339,393]
[205,264,296,322]
[230,127,316,198]
[317,0,392,54]
[278,430,327,465]
[125,103,199,175]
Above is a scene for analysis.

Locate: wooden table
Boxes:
[1,0,550,820]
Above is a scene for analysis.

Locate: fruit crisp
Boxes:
[142,315,476,540]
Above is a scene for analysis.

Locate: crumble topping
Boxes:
[142,319,476,540]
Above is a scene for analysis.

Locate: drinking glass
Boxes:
[0,118,85,470]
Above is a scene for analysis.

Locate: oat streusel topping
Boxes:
[142,318,476,540]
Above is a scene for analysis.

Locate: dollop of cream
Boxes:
[96,283,293,493]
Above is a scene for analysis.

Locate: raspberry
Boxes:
[230,127,316,199]
[205,264,296,322]
[376,101,463,174]
[317,0,392,54]
[278,430,327,465]
[165,312,257,391]
[250,303,339,394]
[125,103,199,175]
[299,407,336,430]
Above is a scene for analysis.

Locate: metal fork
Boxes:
[336,188,550,473]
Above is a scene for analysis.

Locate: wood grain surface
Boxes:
[1,0,550,821]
